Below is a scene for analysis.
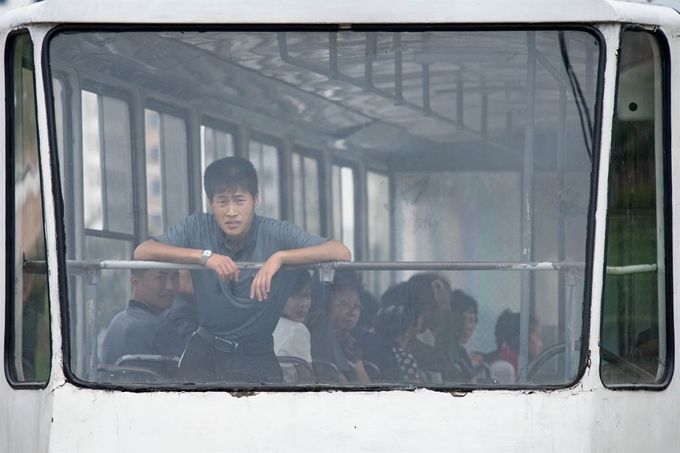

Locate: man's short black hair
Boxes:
[204,156,259,200]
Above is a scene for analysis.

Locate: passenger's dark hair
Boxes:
[406,273,446,316]
[374,282,416,340]
[311,270,362,311]
[450,290,478,319]
[356,288,379,330]
[204,156,258,200]
[494,309,539,351]
[290,270,312,297]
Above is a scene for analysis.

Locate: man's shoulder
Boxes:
[255,215,290,231]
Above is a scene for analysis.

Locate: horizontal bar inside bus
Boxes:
[24,259,589,273]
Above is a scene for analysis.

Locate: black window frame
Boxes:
[42,23,606,392]
[5,29,52,389]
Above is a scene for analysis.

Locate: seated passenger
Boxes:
[352,286,400,382]
[435,290,479,383]
[375,298,424,384]
[101,268,185,375]
[485,309,542,384]
[408,273,451,347]
[404,274,445,382]
[305,270,370,384]
[273,270,313,383]
[164,269,199,346]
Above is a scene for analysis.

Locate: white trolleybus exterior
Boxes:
[1,0,679,451]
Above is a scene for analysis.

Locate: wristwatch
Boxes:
[200,249,213,267]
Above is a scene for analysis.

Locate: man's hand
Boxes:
[250,252,283,301]
[205,254,240,283]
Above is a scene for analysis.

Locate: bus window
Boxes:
[292,152,321,236]
[249,140,281,219]
[48,29,600,388]
[6,32,51,384]
[600,30,670,386]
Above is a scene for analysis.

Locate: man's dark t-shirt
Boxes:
[153,213,327,344]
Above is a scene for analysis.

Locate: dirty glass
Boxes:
[6,32,51,384]
[600,31,670,386]
[48,29,600,388]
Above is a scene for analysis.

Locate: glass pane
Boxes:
[102,96,134,234]
[162,113,190,228]
[292,152,305,228]
[292,153,321,235]
[600,31,668,386]
[303,157,320,236]
[331,164,355,259]
[249,140,280,219]
[82,91,103,230]
[7,33,51,383]
[50,29,600,388]
[145,109,163,235]
[367,171,391,295]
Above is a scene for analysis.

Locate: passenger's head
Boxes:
[406,273,448,332]
[323,271,363,332]
[494,309,542,359]
[375,301,423,346]
[131,268,180,315]
[450,290,478,345]
[204,156,258,201]
[205,157,259,242]
[282,270,312,323]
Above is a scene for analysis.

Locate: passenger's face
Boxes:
[529,324,543,360]
[329,286,362,331]
[209,188,258,242]
[282,284,312,323]
[132,269,179,315]
[460,309,477,345]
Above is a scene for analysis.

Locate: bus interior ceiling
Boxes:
[48,29,596,384]
[50,30,595,173]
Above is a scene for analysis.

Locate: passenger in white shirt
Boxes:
[273,270,313,383]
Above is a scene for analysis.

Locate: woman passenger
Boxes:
[305,270,371,384]
[272,270,313,383]
[486,309,542,384]
[375,291,424,383]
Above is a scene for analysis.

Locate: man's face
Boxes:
[209,188,258,242]
[131,269,179,315]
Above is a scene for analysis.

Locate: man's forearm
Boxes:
[134,239,203,264]
[277,239,351,265]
